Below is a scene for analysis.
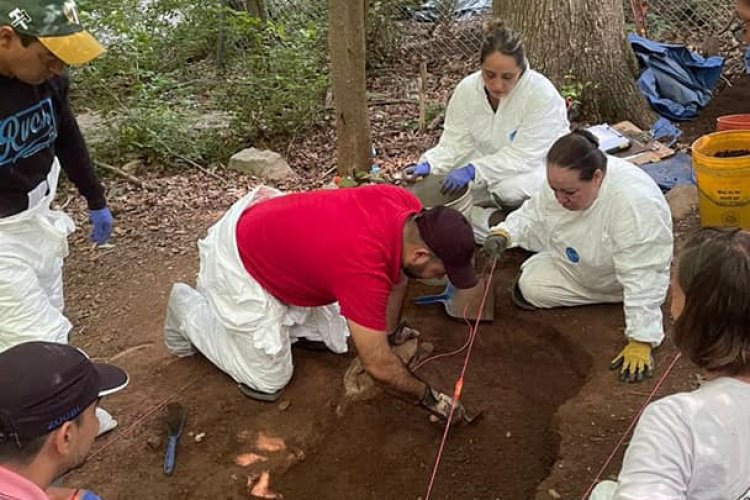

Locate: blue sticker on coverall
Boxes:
[565,247,580,263]
[509,129,518,142]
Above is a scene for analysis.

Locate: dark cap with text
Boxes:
[416,205,477,289]
[0,341,128,445]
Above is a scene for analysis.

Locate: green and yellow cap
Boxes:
[1,0,104,64]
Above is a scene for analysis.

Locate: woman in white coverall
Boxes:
[590,228,750,500]
[483,130,673,383]
[405,20,570,243]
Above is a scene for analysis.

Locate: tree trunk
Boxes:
[246,0,267,22]
[493,0,656,128]
[328,0,372,175]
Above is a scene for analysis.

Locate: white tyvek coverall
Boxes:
[164,186,350,393]
[590,377,750,500]
[495,156,673,346]
[421,69,569,242]
[0,159,75,352]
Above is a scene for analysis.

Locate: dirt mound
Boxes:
[682,75,750,143]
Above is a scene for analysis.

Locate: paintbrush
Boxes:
[163,402,187,476]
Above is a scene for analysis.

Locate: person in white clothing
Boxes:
[483,130,673,382]
[590,227,750,500]
[404,20,569,243]
[0,0,117,436]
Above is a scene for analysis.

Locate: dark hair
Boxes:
[0,411,83,466]
[546,129,607,181]
[0,432,49,465]
[674,228,750,374]
[480,19,527,72]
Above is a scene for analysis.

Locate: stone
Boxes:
[228,148,296,180]
[146,436,161,451]
[666,185,698,221]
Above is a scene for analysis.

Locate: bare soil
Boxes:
[714,149,750,157]
[681,74,750,144]
[54,63,747,500]
[58,200,696,500]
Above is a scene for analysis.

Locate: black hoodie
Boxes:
[0,73,105,218]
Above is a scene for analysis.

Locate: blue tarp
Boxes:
[640,152,695,192]
[628,34,724,121]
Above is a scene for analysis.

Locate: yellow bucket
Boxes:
[691,130,750,229]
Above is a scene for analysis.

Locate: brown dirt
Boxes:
[55,63,749,500]
[714,149,750,157]
[681,74,750,144]
[59,209,696,500]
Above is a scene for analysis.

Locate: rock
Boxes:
[146,436,161,451]
[228,148,296,180]
[548,489,562,499]
[194,432,207,443]
[278,400,291,412]
[666,185,698,221]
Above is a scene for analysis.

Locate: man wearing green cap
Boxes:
[0,0,113,352]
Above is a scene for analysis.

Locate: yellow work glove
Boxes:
[609,340,654,383]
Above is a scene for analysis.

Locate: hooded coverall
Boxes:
[421,69,570,243]
[494,156,673,346]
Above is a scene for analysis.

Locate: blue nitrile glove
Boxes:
[403,160,431,180]
[89,207,114,244]
[441,164,475,195]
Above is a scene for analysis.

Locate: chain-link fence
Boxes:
[355,0,743,78]
[628,0,744,81]
[631,0,734,40]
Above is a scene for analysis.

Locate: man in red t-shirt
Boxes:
[164,184,477,422]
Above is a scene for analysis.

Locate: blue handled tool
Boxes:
[414,283,456,306]
[163,402,187,476]
[414,277,495,322]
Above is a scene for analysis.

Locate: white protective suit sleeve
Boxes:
[609,195,672,347]
[493,186,549,253]
[423,80,476,175]
[612,401,691,499]
[470,92,568,185]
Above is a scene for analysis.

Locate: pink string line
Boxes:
[580,351,683,500]
[424,257,498,500]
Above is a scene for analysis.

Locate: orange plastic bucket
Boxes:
[716,114,750,131]
[692,130,750,229]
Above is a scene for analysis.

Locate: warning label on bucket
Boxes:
[717,189,743,202]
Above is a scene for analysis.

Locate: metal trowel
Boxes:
[163,402,187,476]
[415,275,495,322]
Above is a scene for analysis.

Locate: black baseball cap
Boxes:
[416,206,477,289]
[0,342,128,444]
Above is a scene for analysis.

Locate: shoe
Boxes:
[164,283,197,357]
[238,383,283,402]
[291,338,330,352]
[511,281,538,311]
[96,407,118,437]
